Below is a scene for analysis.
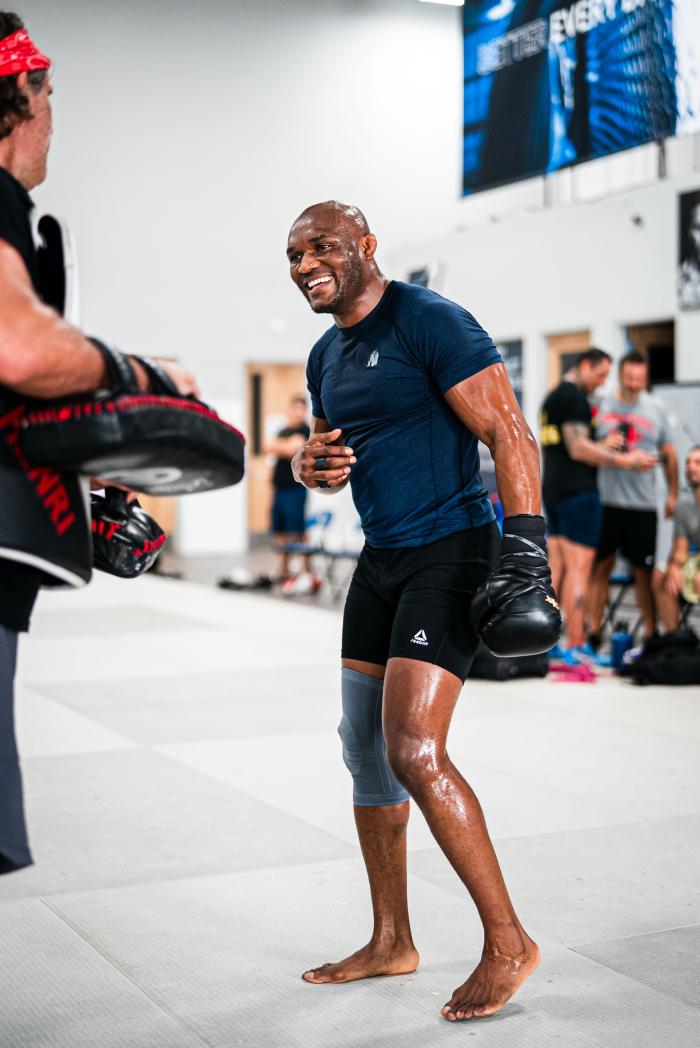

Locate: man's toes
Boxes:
[302,965,332,983]
[442,990,464,1015]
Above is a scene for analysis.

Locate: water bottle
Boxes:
[611,621,633,671]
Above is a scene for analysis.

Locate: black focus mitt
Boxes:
[91,487,166,578]
[470,514,562,657]
[20,341,245,496]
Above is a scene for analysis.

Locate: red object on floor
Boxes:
[549,662,597,683]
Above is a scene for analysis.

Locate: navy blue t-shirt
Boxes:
[306,281,501,548]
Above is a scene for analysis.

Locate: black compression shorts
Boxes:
[342,522,500,682]
[596,506,657,569]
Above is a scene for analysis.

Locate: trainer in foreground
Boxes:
[0,12,198,874]
[287,201,560,1021]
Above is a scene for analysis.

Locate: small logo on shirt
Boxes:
[411,629,429,647]
[366,350,379,368]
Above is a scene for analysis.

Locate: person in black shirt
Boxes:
[263,394,317,591]
[539,348,653,651]
[0,11,199,875]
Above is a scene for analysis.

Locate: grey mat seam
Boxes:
[39,897,213,1048]
[560,945,700,1014]
[0,851,364,907]
[146,747,365,851]
[21,660,342,693]
[572,919,700,951]
[409,813,656,855]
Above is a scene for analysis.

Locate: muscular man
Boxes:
[287,200,548,1022]
[587,352,678,645]
[539,349,654,654]
[652,446,700,630]
[0,12,198,874]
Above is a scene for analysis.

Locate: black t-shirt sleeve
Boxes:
[276,424,310,440]
[411,299,502,394]
[306,354,326,420]
[554,385,591,426]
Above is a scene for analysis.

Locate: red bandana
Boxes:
[0,29,51,78]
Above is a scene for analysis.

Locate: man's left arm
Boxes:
[444,363,540,515]
[660,442,679,519]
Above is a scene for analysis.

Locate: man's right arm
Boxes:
[562,421,656,472]
[0,240,112,396]
[291,417,354,494]
[0,241,198,398]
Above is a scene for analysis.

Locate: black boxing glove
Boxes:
[91,487,166,578]
[469,514,562,657]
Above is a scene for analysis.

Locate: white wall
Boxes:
[385,141,700,432]
[23,0,464,399]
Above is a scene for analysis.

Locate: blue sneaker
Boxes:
[561,643,597,665]
[548,644,566,659]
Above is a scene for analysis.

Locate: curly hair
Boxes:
[0,12,48,141]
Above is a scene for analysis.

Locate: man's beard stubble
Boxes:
[311,253,366,315]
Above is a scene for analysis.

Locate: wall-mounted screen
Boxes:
[463,0,700,195]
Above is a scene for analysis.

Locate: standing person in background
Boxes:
[265,394,320,595]
[539,349,654,656]
[587,352,678,648]
[652,446,700,631]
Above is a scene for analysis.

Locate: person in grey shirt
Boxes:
[653,446,700,630]
[587,352,678,644]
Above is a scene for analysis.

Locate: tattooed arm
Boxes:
[562,422,656,472]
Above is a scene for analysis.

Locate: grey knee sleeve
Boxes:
[338,668,410,807]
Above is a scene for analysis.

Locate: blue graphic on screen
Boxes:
[463,0,699,195]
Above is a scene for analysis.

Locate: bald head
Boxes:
[291,200,370,238]
[287,200,385,324]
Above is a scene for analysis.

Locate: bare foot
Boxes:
[302,940,419,984]
[441,931,540,1021]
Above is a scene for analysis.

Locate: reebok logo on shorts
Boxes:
[367,350,379,368]
[411,628,429,646]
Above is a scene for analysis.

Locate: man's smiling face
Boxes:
[286,207,369,316]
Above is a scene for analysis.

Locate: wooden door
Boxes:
[246,363,308,534]
[547,330,590,389]
[626,321,675,385]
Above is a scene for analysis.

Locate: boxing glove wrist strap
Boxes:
[501,514,547,557]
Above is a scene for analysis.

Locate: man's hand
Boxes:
[665,563,684,597]
[292,428,355,490]
[153,358,201,397]
[602,430,625,451]
[664,492,678,519]
[622,449,657,472]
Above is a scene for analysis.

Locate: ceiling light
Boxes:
[419,1,464,7]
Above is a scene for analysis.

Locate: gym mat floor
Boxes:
[1,573,698,1047]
